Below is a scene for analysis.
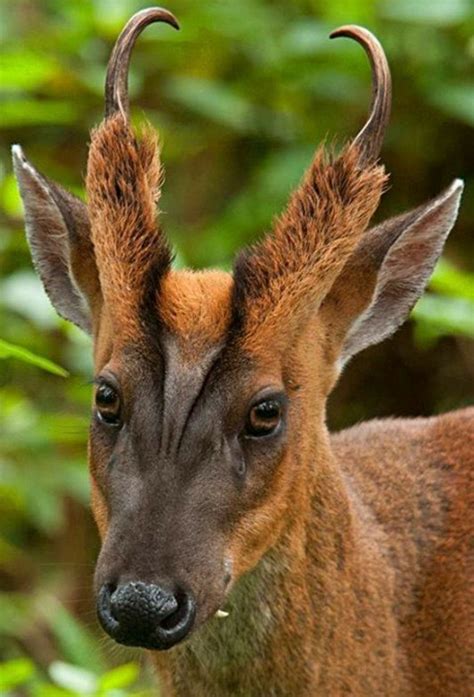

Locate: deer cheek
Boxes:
[228,464,291,578]
[90,475,109,539]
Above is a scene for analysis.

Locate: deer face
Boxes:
[13,9,462,651]
[89,268,327,649]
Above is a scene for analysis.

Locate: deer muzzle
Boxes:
[97,580,196,650]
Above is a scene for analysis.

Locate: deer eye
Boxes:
[246,399,282,438]
[95,382,121,426]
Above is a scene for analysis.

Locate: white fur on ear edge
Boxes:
[12,144,93,333]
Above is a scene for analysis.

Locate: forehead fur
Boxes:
[159,270,233,357]
[94,269,233,369]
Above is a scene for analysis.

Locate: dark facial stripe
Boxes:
[138,256,174,349]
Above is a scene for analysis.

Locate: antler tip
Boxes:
[105,7,180,119]
[132,7,180,30]
[329,25,367,41]
[329,24,391,165]
[329,27,343,40]
[159,8,180,31]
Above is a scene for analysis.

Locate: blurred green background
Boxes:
[0,0,473,695]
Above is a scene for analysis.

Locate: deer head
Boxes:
[13,9,463,651]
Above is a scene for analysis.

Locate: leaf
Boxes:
[430,259,474,301]
[0,338,69,377]
[0,99,79,127]
[1,173,23,217]
[412,294,474,340]
[49,662,97,696]
[0,658,35,690]
[34,684,76,697]
[98,663,139,691]
[0,51,58,91]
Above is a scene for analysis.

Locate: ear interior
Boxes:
[12,145,101,334]
[321,179,464,366]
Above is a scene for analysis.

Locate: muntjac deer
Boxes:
[13,8,473,697]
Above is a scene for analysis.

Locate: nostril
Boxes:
[97,583,120,635]
[160,588,191,630]
[106,582,117,607]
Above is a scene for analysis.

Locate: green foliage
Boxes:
[0,0,472,688]
[0,658,35,692]
[0,338,69,377]
[413,259,474,344]
[0,658,153,697]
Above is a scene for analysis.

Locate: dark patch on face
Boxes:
[138,260,174,348]
[229,247,269,336]
[232,246,264,302]
[91,329,289,640]
[175,348,227,454]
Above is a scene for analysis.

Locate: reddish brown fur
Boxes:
[88,268,473,696]
[83,135,471,694]
[149,335,473,696]
[14,17,471,695]
[140,310,472,696]
[159,270,233,358]
[234,145,387,351]
[86,113,170,338]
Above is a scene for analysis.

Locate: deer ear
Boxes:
[321,179,464,367]
[12,145,101,334]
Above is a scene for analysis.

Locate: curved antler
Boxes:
[105,7,179,119]
[330,25,391,165]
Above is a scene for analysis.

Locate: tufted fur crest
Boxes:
[233,145,387,351]
[86,113,171,337]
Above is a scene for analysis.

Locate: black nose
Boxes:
[97,581,196,650]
